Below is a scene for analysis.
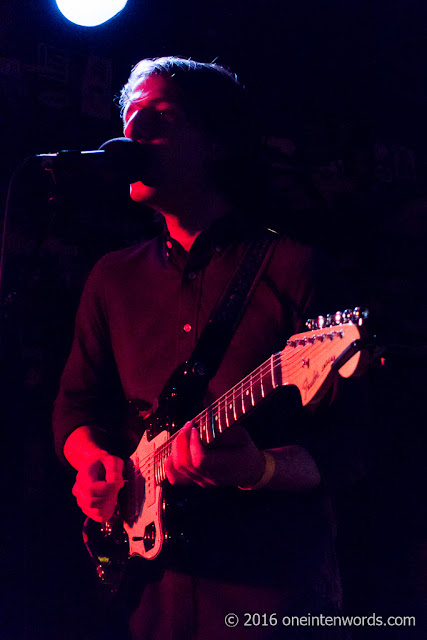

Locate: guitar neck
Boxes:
[153,354,282,482]
[151,315,365,483]
[194,353,282,445]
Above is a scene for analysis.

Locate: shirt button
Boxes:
[215,245,222,253]
[187,271,197,280]
[183,323,192,332]
[166,240,173,249]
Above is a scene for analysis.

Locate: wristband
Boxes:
[239,451,276,490]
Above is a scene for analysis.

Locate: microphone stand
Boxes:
[0,158,60,389]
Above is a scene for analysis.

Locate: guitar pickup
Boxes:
[143,522,156,552]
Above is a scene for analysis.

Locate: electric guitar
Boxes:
[83,307,370,591]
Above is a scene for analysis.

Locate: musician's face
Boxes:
[123,74,214,206]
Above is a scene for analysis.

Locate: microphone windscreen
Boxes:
[99,137,146,183]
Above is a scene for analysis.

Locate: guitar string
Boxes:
[132,344,343,482]
[129,333,350,479]
[119,343,307,522]
[130,353,281,476]
[131,334,351,480]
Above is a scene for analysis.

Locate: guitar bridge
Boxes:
[141,522,156,552]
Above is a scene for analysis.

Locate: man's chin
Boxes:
[129,181,155,203]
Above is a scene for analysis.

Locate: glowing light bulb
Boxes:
[55,0,128,27]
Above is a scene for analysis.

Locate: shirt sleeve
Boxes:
[52,256,126,464]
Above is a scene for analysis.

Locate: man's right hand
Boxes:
[71,453,125,522]
[63,426,125,522]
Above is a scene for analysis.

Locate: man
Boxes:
[53,57,364,639]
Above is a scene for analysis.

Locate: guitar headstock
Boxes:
[281,307,369,406]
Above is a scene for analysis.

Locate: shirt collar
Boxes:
[162,211,262,268]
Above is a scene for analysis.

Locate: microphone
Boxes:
[35,137,146,183]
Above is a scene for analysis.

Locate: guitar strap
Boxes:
[128,226,279,426]
[186,226,279,384]
[84,227,280,595]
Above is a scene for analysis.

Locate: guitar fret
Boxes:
[225,393,230,428]
[209,408,216,441]
[274,353,282,387]
[232,387,237,422]
[252,367,264,405]
[219,396,226,432]
[160,441,171,483]
[241,381,246,415]
[208,410,213,443]
[260,367,265,398]
[196,417,203,445]
[271,354,278,388]
[205,410,213,444]
[216,401,222,433]
[250,374,255,406]
[206,413,210,442]
[155,451,160,484]
[205,413,210,443]
[200,412,206,443]
[243,385,250,413]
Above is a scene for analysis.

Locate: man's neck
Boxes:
[158,193,234,252]
[163,217,201,252]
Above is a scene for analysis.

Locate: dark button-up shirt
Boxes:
[53,216,322,454]
[53,215,366,636]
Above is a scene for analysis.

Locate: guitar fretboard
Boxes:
[153,353,282,483]
[197,353,282,445]
[146,317,364,486]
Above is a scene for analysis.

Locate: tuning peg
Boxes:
[343,309,353,323]
[351,307,369,325]
[325,314,333,327]
[307,307,369,330]
[349,307,361,324]
[334,310,342,325]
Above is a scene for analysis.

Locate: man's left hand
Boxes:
[165,422,265,488]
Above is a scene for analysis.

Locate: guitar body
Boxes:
[123,429,169,560]
[83,308,372,589]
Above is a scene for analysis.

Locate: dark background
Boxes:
[0,1,425,638]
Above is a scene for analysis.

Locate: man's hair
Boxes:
[119,56,264,208]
